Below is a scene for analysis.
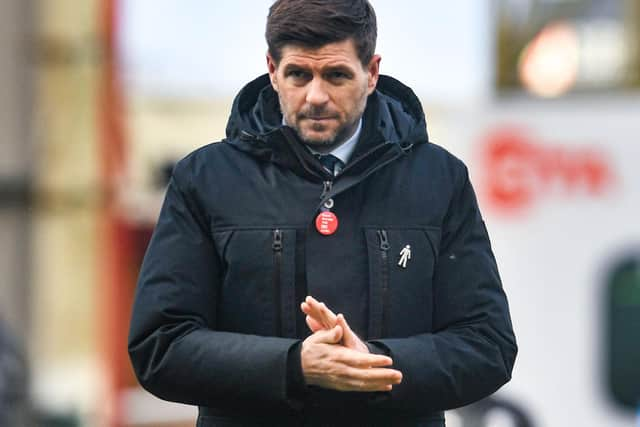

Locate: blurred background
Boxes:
[0,0,639,426]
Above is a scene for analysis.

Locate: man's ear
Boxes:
[366,54,381,95]
[266,53,279,92]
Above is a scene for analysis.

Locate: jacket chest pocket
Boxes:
[364,227,440,338]
[213,228,297,338]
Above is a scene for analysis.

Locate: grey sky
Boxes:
[119,1,492,105]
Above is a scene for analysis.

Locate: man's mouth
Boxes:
[305,116,335,121]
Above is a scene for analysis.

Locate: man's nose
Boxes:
[305,78,329,106]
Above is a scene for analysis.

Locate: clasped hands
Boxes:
[299,296,402,392]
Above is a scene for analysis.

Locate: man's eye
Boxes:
[287,70,309,79]
[327,71,349,80]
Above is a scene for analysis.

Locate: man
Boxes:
[128,1,517,426]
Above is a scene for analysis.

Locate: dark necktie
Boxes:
[317,154,344,176]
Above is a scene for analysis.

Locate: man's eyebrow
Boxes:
[281,62,355,73]
[282,63,309,72]
[323,65,355,74]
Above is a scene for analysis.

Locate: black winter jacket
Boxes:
[128,74,517,426]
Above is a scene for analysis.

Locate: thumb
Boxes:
[309,324,343,344]
[336,313,351,332]
[337,314,368,352]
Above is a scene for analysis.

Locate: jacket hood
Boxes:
[224,74,429,181]
[226,73,428,144]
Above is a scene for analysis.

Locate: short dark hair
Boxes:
[266,0,377,67]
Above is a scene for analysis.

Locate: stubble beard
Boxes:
[282,102,366,151]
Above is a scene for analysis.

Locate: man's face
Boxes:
[267,39,380,151]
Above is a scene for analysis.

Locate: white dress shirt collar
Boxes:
[327,118,362,165]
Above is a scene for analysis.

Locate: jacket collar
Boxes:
[225,74,429,182]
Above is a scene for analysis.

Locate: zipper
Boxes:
[272,229,283,336]
[377,229,390,337]
[338,141,393,174]
[239,130,256,140]
[320,180,332,200]
[315,144,404,212]
[320,180,335,210]
[246,129,404,206]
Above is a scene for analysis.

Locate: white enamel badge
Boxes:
[398,245,411,268]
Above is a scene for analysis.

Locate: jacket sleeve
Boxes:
[127,163,299,408]
[369,164,517,412]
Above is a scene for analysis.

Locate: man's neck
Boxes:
[283,117,363,165]
[310,120,359,154]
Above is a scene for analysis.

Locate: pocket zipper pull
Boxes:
[378,230,390,251]
[273,229,283,251]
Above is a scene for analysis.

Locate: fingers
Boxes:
[338,366,403,391]
[301,302,330,329]
[301,297,368,353]
[333,347,393,368]
[336,313,348,329]
[302,296,337,329]
[305,315,324,333]
[336,313,369,353]
[300,302,402,393]
[336,313,354,337]
[301,344,402,392]
[301,331,402,393]
[306,324,343,344]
